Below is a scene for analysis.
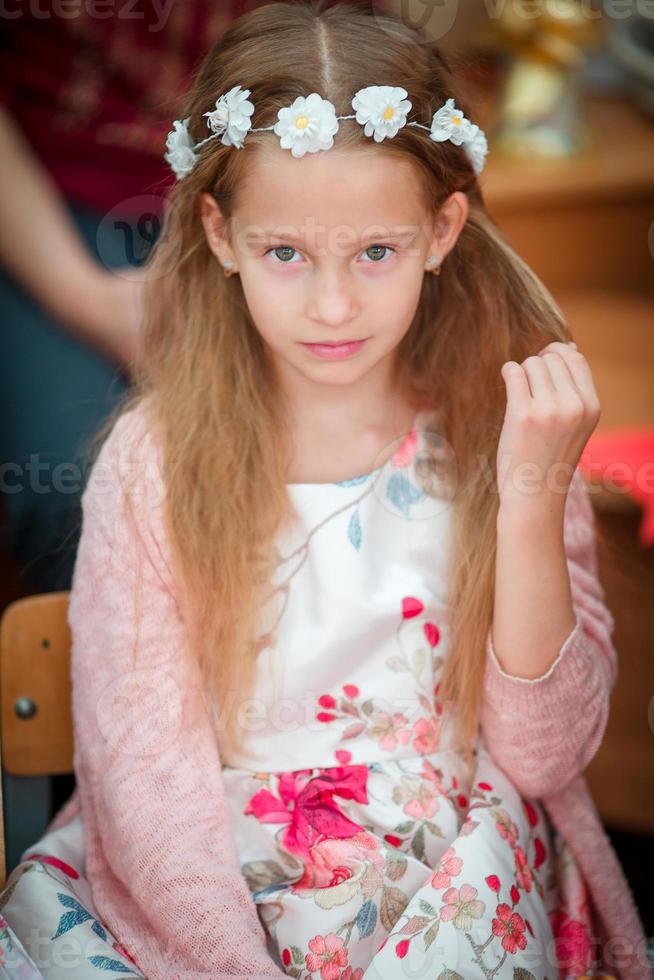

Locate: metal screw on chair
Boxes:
[14,697,38,720]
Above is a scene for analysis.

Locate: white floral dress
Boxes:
[0,410,599,979]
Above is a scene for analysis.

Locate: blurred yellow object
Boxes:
[483,0,604,162]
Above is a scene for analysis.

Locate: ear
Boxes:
[427,191,469,261]
[200,192,236,266]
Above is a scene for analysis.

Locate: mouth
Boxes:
[301,338,369,360]
[304,339,365,346]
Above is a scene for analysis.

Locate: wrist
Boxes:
[497,488,568,533]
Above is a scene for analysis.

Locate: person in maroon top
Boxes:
[0,0,255,874]
[0,2,265,582]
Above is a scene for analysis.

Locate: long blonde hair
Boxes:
[88,0,573,772]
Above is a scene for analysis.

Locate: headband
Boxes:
[164,84,488,180]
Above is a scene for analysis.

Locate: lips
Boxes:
[307,340,362,346]
[301,338,368,360]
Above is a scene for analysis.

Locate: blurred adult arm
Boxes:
[0,105,143,370]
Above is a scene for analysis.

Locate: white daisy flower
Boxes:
[429,97,473,146]
[273,93,340,158]
[164,118,197,180]
[464,124,489,175]
[351,85,412,142]
[203,84,255,149]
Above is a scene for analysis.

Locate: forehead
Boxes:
[231,143,432,243]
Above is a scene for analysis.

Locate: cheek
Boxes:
[243,290,296,347]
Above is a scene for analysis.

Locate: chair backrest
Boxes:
[0,592,73,885]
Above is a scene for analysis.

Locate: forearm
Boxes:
[0,106,106,340]
[492,494,576,680]
[481,470,617,797]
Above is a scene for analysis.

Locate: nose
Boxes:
[306,266,359,330]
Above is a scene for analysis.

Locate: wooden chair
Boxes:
[0,592,73,886]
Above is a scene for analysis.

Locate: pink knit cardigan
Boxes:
[47,403,651,980]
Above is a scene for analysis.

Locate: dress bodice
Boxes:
[219,409,457,772]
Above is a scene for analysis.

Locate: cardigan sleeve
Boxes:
[69,406,286,980]
[479,466,618,799]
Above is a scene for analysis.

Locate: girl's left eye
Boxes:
[264,244,396,265]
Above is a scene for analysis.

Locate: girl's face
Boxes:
[201,145,467,390]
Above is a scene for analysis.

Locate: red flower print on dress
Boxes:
[395,938,410,958]
[492,903,528,954]
[523,798,539,827]
[430,846,463,889]
[341,968,364,980]
[23,852,79,879]
[439,883,485,929]
[112,941,138,965]
[423,621,440,646]
[514,846,534,892]
[548,910,593,976]
[305,932,349,979]
[244,766,369,862]
[485,874,501,893]
[533,835,547,869]
[401,596,424,619]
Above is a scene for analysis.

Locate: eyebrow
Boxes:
[248,228,420,246]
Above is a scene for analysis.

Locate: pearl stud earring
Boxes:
[426,255,441,276]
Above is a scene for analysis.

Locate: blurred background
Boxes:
[0,0,652,956]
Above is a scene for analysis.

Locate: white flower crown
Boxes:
[164,84,488,180]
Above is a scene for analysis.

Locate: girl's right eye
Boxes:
[265,245,301,265]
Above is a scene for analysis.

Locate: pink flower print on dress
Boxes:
[412,714,441,754]
[305,932,349,979]
[439,883,485,929]
[494,807,519,849]
[430,846,463,889]
[391,426,418,468]
[296,831,385,891]
[514,846,534,892]
[421,758,445,784]
[395,774,440,821]
[243,765,369,862]
[368,710,412,751]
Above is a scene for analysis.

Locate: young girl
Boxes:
[1,2,651,979]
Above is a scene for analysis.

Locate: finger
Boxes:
[538,342,600,407]
[538,351,579,394]
[501,361,531,410]
[520,355,556,401]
